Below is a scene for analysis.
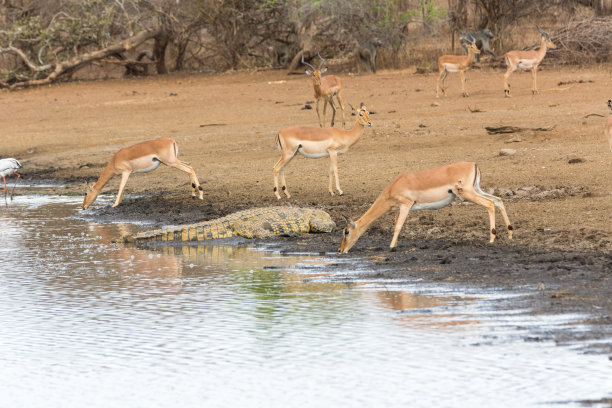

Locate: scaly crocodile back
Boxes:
[123,207,335,244]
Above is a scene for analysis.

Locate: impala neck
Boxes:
[466,49,477,67]
[536,38,549,61]
[355,192,394,233]
[344,119,368,147]
[92,160,118,192]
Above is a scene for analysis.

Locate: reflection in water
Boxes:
[0,196,610,408]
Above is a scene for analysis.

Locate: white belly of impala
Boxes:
[444,65,459,73]
[297,140,333,159]
[132,157,162,173]
[409,186,457,211]
[518,60,535,69]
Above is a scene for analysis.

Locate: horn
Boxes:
[469,33,476,44]
[317,51,325,69]
[536,25,549,38]
[301,51,315,70]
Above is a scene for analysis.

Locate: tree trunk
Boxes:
[154,32,169,74]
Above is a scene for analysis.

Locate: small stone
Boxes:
[499,148,516,156]
[431,102,440,107]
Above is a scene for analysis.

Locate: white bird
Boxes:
[0,158,22,202]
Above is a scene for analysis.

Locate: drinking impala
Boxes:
[339,162,513,253]
[82,137,204,209]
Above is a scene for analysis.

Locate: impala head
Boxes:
[537,25,556,49]
[302,51,327,85]
[82,182,98,209]
[461,33,481,55]
[350,102,372,127]
[339,215,360,253]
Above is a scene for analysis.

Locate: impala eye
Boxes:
[344,229,350,235]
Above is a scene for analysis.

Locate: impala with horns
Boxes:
[436,33,480,98]
[338,162,513,253]
[273,103,372,199]
[302,52,345,128]
[502,25,556,97]
[606,100,612,152]
[82,137,204,209]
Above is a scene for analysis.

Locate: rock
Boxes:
[499,148,516,156]
[505,135,522,143]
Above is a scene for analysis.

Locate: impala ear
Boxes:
[341,215,356,229]
[320,67,327,74]
[360,102,365,109]
[85,182,94,192]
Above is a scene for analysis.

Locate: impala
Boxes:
[273,103,372,199]
[436,34,480,98]
[606,100,612,152]
[502,26,556,97]
[82,137,204,209]
[338,162,513,253]
[303,52,345,128]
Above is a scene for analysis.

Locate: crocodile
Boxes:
[122,206,335,245]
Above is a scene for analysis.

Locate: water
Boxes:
[0,196,610,408]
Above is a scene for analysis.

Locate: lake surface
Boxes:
[0,196,610,408]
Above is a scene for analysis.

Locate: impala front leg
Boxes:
[328,150,342,196]
[460,71,469,97]
[390,203,412,250]
[316,98,323,128]
[531,67,539,95]
[113,172,131,207]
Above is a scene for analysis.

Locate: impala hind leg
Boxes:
[456,189,498,243]
[436,68,447,98]
[328,97,338,128]
[503,65,515,97]
[390,202,413,250]
[273,150,296,199]
[166,160,204,200]
[335,91,345,128]
[113,172,131,208]
[475,189,513,240]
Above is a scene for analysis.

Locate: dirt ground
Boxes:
[1,64,611,353]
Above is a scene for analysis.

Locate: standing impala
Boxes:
[82,137,204,209]
[436,34,480,98]
[273,103,372,199]
[303,52,345,128]
[338,162,513,253]
[606,100,612,152]
[502,26,556,97]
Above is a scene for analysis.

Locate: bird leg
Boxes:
[9,173,21,200]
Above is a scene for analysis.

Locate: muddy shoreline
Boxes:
[31,174,610,355]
